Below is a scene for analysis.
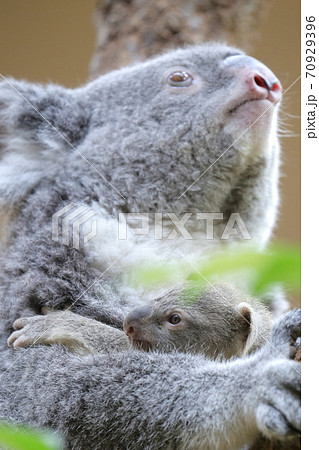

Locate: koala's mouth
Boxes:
[130,339,152,352]
[228,98,272,115]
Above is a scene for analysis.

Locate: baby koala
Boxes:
[8,283,272,360]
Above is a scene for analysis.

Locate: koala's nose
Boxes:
[224,55,282,104]
[248,71,282,103]
[254,74,282,95]
[124,325,136,337]
[123,304,152,337]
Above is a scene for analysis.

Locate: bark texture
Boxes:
[90,0,272,77]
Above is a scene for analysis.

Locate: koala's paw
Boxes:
[250,310,301,441]
[7,313,65,349]
[255,359,301,440]
[269,309,301,359]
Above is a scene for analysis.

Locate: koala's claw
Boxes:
[254,359,301,441]
[8,315,53,349]
[269,309,301,357]
[12,317,31,330]
[7,312,89,353]
[8,317,38,348]
[294,336,301,351]
[256,403,301,440]
[7,331,34,348]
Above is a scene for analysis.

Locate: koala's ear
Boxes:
[0,79,90,204]
[236,302,253,355]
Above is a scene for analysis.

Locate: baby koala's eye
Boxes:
[168,313,181,325]
[167,71,193,87]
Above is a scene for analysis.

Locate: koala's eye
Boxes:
[167,71,193,87]
[168,313,181,325]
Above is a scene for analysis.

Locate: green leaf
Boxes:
[129,243,301,298]
[0,422,63,450]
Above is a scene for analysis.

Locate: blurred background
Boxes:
[0,0,300,243]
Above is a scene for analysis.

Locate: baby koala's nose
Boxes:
[123,304,153,338]
[123,319,140,339]
[124,325,136,337]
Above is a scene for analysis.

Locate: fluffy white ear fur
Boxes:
[236,302,255,355]
[237,301,274,355]
[0,133,64,249]
[0,138,56,205]
[0,83,64,206]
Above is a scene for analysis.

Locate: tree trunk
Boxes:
[90,0,272,77]
[89,2,301,449]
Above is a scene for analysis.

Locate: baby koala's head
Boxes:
[123,283,272,360]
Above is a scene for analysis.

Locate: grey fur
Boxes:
[8,283,272,359]
[1,309,300,450]
[8,309,129,356]
[124,283,273,358]
[0,43,299,449]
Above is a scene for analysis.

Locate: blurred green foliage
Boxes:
[130,243,301,298]
[0,422,63,450]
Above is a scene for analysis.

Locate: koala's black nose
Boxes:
[125,304,152,323]
[125,325,136,337]
[123,304,153,337]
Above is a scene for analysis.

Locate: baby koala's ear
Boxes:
[236,302,253,355]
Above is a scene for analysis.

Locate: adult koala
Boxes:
[0,44,300,449]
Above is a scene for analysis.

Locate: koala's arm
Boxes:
[7,310,128,355]
[0,79,139,336]
[1,310,300,449]
[0,216,130,338]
